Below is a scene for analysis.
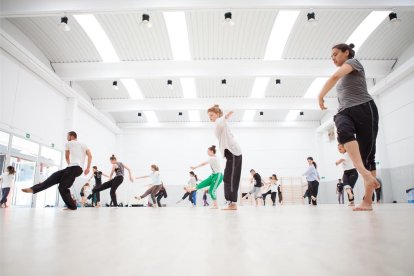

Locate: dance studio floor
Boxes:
[1,204,413,276]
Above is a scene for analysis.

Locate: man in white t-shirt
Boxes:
[22,131,92,210]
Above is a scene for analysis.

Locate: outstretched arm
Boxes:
[335,158,345,166]
[225,111,234,120]
[190,161,208,170]
[136,175,149,180]
[318,63,353,110]
[123,164,134,182]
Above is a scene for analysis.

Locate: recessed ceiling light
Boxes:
[167,79,173,89]
[178,112,183,116]
[59,16,70,31]
[112,81,119,90]
[275,79,281,87]
[221,79,227,85]
[388,12,401,25]
[224,12,234,26]
[141,13,152,28]
[259,111,264,116]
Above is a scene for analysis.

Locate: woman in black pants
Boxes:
[319,43,380,211]
[336,143,359,206]
[90,155,133,207]
[302,157,320,205]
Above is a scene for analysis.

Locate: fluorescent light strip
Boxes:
[303,77,329,99]
[144,111,158,123]
[188,110,201,122]
[120,79,143,99]
[264,10,300,60]
[74,14,119,62]
[285,110,300,121]
[163,12,191,60]
[251,77,270,98]
[346,11,390,53]
[243,110,256,122]
[180,78,197,98]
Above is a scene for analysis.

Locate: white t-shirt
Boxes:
[149,172,162,185]
[65,140,89,169]
[215,117,242,157]
[341,152,355,171]
[270,181,278,192]
[0,172,15,188]
[209,157,221,174]
[187,177,197,188]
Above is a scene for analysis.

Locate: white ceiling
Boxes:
[6,7,414,126]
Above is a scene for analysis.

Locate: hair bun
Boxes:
[111,154,115,157]
[211,145,216,149]
[349,43,355,49]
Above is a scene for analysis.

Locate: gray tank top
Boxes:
[115,162,125,177]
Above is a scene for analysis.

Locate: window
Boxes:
[0,130,10,153]
[40,146,62,166]
[11,136,39,157]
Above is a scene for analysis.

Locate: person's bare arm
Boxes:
[190,161,208,170]
[123,164,134,182]
[224,111,234,120]
[109,166,115,180]
[84,149,92,175]
[65,150,70,165]
[136,175,149,180]
[318,64,354,110]
[335,158,345,166]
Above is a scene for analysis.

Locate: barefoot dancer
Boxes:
[303,157,320,206]
[90,155,134,207]
[186,145,223,209]
[207,105,242,211]
[0,166,16,208]
[336,143,358,206]
[22,131,91,210]
[135,165,164,207]
[88,166,109,207]
[319,43,380,211]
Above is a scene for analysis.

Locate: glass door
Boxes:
[35,164,59,208]
[10,157,37,207]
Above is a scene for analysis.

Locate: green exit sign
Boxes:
[25,133,30,139]
[51,143,55,148]
[321,176,325,180]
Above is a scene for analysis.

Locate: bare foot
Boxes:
[62,208,76,211]
[134,196,141,200]
[353,203,373,211]
[22,188,34,193]
[222,203,238,211]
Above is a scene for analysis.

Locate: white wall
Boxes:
[115,127,317,206]
[377,72,414,202]
[0,49,67,148]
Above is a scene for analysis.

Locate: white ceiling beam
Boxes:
[119,121,320,130]
[53,60,394,81]
[92,98,339,113]
[2,0,414,17]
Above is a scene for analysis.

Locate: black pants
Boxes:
[223,149,242,203]
[93,183,101,204]
[262,190,277,205]
[1,187,11,204]
[308,180,319,205]
[343,168,358,202]
[372,187,382,202]
[278,186,283,203]
[334,100,379,171]
[92,175,124,207]
[31,166,83,210]
[304,189,311,204]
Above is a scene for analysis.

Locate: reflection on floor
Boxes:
[1,204,413,276]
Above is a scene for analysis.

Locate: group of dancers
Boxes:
[20,42,380,211]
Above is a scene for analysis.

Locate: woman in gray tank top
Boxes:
[318,43,380,211]
[90,154,134,207]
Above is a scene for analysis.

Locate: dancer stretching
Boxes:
[135,165,164,208]
[186,145,223,209]
[22,131,91,210]
[90,155,134,207]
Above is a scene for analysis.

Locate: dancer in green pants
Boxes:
[187,145,223,209]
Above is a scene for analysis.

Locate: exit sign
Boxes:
[25,133,30,139]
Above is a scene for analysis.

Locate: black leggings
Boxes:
[92,175,124,207]
[182,191,196,204]
[343,168,358,202]
[308,180,319,205]
[262,190,277,205]
[223,150,242,203]
[30,166,83,210]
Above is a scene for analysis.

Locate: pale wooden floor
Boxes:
[1,204,413,276]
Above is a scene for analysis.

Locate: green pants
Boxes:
[196,173,223,201]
